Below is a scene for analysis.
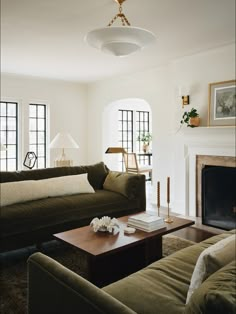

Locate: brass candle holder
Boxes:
[164,202,173,223]
[164,176,173,223]
[157,181,160,216]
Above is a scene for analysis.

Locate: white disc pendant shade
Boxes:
[85,26,156,57]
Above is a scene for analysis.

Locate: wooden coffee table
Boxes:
[54,213,194,287]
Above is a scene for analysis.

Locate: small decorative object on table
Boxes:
[90,216,119,233]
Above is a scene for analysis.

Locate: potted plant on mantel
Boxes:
[137,132,152,153]
[180,108,200,128]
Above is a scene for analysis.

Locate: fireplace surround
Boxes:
[184,137,235,215]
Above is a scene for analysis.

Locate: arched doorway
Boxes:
[103,98,152,171]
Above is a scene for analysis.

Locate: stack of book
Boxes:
[128,213,166,232]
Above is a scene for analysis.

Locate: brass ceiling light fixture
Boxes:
[85,0,156,57]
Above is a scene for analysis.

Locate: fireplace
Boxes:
[196,155,236,230]
[202,165,236,230]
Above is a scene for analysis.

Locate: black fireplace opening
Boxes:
[202,165,236,230]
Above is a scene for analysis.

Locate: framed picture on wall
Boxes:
[208,80,236,126]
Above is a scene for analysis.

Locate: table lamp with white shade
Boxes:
[50,132,79,167]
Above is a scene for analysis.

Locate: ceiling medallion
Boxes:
[85,0,156,57]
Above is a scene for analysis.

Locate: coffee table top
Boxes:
[54,213,194,257]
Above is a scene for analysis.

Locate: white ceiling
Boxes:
[1,0,235,83]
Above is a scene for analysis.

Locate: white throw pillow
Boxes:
[0,173,95,207]
[186,234,236,304]
[0,180,48,207]
[40,173,95,197]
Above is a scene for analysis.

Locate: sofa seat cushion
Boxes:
[103,232,234,314]
[0,190,140,239]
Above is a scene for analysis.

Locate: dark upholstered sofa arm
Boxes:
[27,253,136,314]
[103,171,146,209]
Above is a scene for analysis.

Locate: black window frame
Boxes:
[0,101,18,171]
[118,109,151,168]
[29,103,47,169]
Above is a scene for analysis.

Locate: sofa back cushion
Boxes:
[0,162,109,190]
[103,171,144,200]
[0,173,95,207]
[185,260,236,314]
[186,234,235,303]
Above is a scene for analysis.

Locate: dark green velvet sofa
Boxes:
[27,230,236,314]
[0,162,146,252]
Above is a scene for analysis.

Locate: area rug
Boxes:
[0,235,195,314]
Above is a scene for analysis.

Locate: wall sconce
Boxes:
[178,87,190,108]
[182,95,190,108]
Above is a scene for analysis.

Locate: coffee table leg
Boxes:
[145,236,162,265]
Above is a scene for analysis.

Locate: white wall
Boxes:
[1,74,88,167]
[87,43,235,215]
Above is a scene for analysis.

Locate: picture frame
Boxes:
[208,80,236,126]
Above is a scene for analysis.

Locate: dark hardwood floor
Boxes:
[171,226,217,243]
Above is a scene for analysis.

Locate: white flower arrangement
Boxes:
[90,216,119,233]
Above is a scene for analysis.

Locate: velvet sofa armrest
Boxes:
[27,252,137,314]
[103,171,146,209]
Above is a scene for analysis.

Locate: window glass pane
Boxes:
[38,132,45,144]
[38,119,45,131]
[37,158,45,169]
[37,106,45,118]
[0,159,6,171]
[7,145,16,158]
[29,119,37,131]
[30,145,37,154]
[8,159,16,171]
[29,105,37,117]
[38,145,45,157]
[0,150,7,158]
[8,131,16,144]
[1,131,6,144]
[7,103,16,116]
[29,132,37,144]
[0,117,6,130]
[0,103,6,116]
[7,117,16,130]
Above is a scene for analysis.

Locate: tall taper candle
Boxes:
[167,177,170,203]
[157,181,160,210]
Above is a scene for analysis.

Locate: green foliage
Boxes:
[180,108,199,128]
[137,132,152,143]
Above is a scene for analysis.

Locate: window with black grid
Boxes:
[29,104,47,169]
[118,109,134,153]
[0,101,18,171]
[136,110,150,164]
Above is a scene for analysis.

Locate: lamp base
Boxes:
[54,160,73,167]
